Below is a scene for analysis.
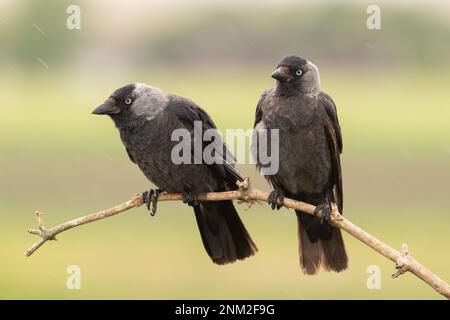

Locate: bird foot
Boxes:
[267,190,284,210]
[142,189,163,216]
[182,192,200,207]
[314,202,331,224]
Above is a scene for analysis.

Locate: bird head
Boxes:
[271,55,321,94]
[92,83,136,116]
[92,83,168,122]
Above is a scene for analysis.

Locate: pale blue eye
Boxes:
[125,98,132,105]
[296,69,303,76]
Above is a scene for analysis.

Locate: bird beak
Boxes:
[92,98,120,115]
[271,66,294,82]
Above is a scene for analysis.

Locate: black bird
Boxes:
[93,83,257,265]
[252,56,348,274]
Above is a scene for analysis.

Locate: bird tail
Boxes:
[296,211,348,274]
[193,200,257,265]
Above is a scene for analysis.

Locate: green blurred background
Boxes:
[1,0,450,299]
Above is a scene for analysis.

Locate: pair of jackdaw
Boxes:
[92,55,348,274]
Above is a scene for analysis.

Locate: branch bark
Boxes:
[25,177,450,299]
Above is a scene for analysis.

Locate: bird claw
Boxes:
[143,189,162,216]
[182,192,199,207]
[314,203,331,224]
[267,190,284,210]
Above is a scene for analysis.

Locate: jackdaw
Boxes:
[252,56,348,274]
[92,83,257,265]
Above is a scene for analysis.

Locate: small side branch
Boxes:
[25,177,450,299]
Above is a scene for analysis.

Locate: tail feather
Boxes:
[321,225,348,272]
[297,211,348,274]
[194,200,257,265]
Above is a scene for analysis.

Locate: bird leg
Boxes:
[267,189,284,210]
[142,189,163,216]
[313,191,332,224]
[182,191,200,207]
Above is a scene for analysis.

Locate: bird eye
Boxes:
[125,98,132,105]
[296,69,303,76]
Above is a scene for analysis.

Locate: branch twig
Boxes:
[25,177,450,299]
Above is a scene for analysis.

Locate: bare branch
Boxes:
[25,177,450,299]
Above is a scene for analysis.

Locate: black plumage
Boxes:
[93,83,257,265]
[252,56,348,274]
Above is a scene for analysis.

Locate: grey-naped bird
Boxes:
[92,83,257,265]
[252,56,348,274]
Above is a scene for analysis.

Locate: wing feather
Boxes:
[319,92,344,213]
[166,95,243,188]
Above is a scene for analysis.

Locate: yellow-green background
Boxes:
[1,0,449,299]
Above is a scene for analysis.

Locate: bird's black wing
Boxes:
[126,148,136,164]
[320,92,343,152]
[319,91,343,213]
[252,89,284,188]
[165,95,243,188]
[253,89,271,128]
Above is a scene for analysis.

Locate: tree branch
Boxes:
[25,177,450,299]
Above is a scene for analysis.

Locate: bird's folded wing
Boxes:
[166,95,243,188]
[253,89,271,128]
[319,91,344,214]
[126,147,136,164]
